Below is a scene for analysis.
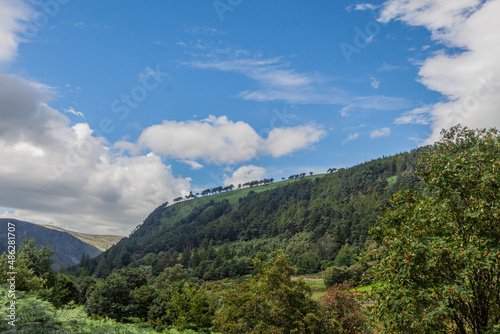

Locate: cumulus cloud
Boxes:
[0,74,191,235]
[380,0,500,143]
[137,115,326,164]
[223,165,267,187]
[370,127,391,138]
[0,0,32,63]
[264,125,326,157]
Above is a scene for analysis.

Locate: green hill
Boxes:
[71,148,425,279]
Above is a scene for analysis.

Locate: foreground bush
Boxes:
[321,282,371,334]
[214,253,327,333]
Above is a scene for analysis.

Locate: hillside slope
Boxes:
[0,219,102,269]
[72,148,425,278]
[42,225,123,252]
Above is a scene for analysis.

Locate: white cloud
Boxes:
[223,165,267,187]
[394,105,432,125]
[355,3,379,11]
[263,125,326,157]
[63,107,85,118]
[342,132,360,145]
[137,115,262,164]
[137,115,326,164]
[0,0,33,63]
[370,127,391,138]
[0,74,191,235]
[182,160,204,170]
[380,0,500,143]
[370,77,380,89]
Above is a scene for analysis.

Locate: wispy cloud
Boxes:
[370,127,390,138]
[342,132,360,145]
[185,46,410,111]
[63,107,85,119]
[181,25,226,36]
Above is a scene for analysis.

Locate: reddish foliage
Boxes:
[321,281,371,333]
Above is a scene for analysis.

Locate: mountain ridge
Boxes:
[0,219,103,269]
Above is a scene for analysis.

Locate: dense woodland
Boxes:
[70,147,424,281]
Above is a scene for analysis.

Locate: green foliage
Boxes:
[323,266,350,288]
[131,285,158,321]
[213,253,326,333]
[0,286,63,333]
[0,285,178,333]
[148,283,215,333]
[48,273,80,308]
[370,126,500,333]
[85,268,147,321]
[333,244,357,267]
[321,282,371,333]
[154,264,189,289]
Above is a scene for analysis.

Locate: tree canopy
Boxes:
[370,125,500,333]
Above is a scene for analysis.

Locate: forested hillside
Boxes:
[71,148,425,280]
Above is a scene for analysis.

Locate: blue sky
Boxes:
[1,0,499,234]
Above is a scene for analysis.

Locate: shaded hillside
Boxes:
[72,148,425,279]
[42,225,123,252]
[0,219,102,270]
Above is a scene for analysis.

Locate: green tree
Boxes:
[214,253,326,333]
[48,273,80,308]
[370,126,500,333]
[85,268,147,321]
[323,266,349,288]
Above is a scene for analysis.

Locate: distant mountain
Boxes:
[41,225,123,252]
[72,148,426,279]
[0,219,104,270]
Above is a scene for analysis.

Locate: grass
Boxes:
[161,174,329,228]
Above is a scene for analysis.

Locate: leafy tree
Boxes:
[323,266,349,288]
[19,239,55,278]
[85,268,147,321]
[48,273,80,308]
[321,282,371,333]
[214,253,326,333]
[131,284,159,321]
[334,244,357,267]
[148,283,214,332]
[370,126,500,333]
